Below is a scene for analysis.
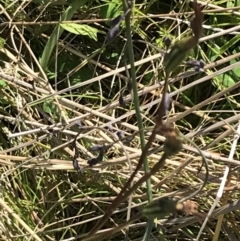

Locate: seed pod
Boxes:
[163,36,172,49]
[176,200,199,215]
[127,80,132,92]
[164,135,182,157]
[163,36,197,75]
[116,130,125,139]
[199,59,205,68]
[142,197,179,219]
[164,3,203,75]
[186,59,200,68]
[87,157,99,167]
[163,92,171,113]
[119,94,127,108]
[127,0,133,8]
[90,145,103,152]
[193,65,200,71]
[107,123,114,132]
[73,156,83,173]
[110,14,123,27]
[107,24,120,44]
[75,120,83,128]
[88,149,105,167]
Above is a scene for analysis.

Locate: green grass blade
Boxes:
[39,0,91,71]
[122,0,154,240]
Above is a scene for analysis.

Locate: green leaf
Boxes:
[0,37,5,49]
[60,23,98,41]
[215,57,239,88]
[221,73,236,87]
[100,1,122,21]
[215,73,236,88]
[230,55,240,76]
[111,52,118,58]
[43,102,52,114]
[39,0,91,72]
[227,0,240,7]
[0,79,6,87]
[219,35,240,55]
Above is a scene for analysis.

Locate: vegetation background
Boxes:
[0,0,240,240]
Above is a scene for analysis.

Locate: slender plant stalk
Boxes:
[88,1,154,236]
[122,1,154,240]
[88,0,204,237]
[122,0,152,202]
